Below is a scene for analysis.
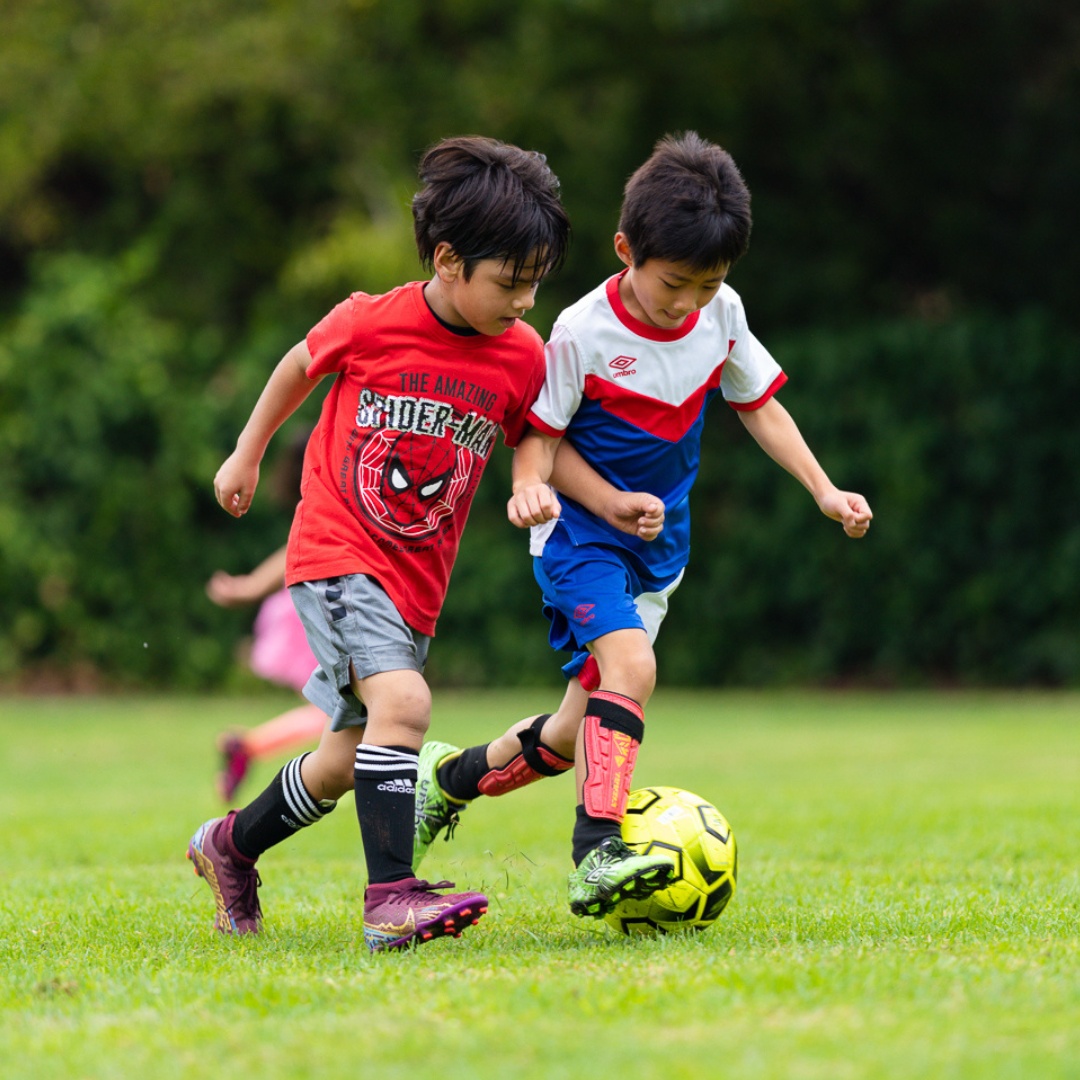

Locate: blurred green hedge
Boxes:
[9,259,1067,689]
[0,247,313,688]
[674,308,1080,687]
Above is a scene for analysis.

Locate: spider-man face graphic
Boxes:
[354,428,474,541]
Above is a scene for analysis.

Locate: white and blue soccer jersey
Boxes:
[527,271,787,590]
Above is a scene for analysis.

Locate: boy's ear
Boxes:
[613,232,635,269]
[433,242,464,282]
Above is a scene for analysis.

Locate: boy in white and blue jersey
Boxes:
[414,132,873,919]
[523,252,788,677]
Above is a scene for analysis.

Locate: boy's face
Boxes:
[614,232,728,330]
[428,245,545,336]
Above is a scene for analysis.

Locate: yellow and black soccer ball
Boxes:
[605,786,738,936]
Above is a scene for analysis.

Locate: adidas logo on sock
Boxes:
[377,778,416,795]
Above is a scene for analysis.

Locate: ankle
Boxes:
[218,814,257,865]
[364,875,416,900]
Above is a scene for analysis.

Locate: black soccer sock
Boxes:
[231,754,337,860]
[436,744,492,802]
[439,715,572,801]
[571,804,621,867]
[354,743,418,885]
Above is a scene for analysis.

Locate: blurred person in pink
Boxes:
[206,542,325,801]
[206,425,324,801]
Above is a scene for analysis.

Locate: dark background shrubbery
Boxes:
[2,0,1079,689]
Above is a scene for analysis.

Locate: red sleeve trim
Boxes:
[524,411,566,438]
[727,370,788,412]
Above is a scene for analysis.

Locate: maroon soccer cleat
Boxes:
[187,812,263,935]
[363,878,487,953]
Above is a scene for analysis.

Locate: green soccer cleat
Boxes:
[414,740,470,869]
[567,836,677,918]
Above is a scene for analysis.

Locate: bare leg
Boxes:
[300,667,431,801]
[242,704,327,757]
[217,704,328,801]
[483,677,588,767]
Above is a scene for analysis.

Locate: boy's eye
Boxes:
[662,279,720,294]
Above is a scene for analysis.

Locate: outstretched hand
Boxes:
[818,488,873,538]
[214,452,260,518]
[206,571,260,607]
[603,491,666,542]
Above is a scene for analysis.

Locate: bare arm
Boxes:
[507,428,562,528]
[206,546,288,607]
[738,397,872,538]
[550,440,665,542]
[214,342,323,518]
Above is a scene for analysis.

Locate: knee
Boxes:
[302,745,356,800]
[327,759,355,796]
[389,682,432,739]
[538,710,581,759]
[600,647,656,705]
[363,678,432,746]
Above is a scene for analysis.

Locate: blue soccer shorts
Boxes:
[533,524,684,681]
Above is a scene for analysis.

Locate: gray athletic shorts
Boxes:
[289,574,430,731]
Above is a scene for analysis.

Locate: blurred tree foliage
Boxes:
[1,0,1078,687]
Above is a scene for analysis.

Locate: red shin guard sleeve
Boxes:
[581,692,643,821]
[477,716,573,797]
[477,745,570,796]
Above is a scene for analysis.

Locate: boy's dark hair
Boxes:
[412,135,570,283]
[619,132,752,272]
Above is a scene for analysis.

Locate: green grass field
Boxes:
[1,690,1077,1079]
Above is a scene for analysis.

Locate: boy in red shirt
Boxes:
[188,136,571,952]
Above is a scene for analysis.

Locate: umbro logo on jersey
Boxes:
[609,355,637,378]
[377,778,416,795]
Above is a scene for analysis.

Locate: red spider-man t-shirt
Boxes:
[285,281,545,636]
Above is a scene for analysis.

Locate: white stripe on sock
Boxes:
[354,746,418,777]
[283,755,323,826]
